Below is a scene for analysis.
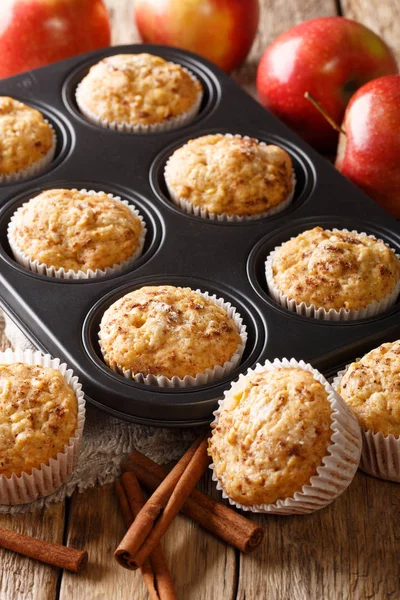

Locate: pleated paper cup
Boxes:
[209,358,362,515]
[265,229,400,321]
[164,133,296,222]
[99,288,248,388]
[0,349,86,506]
[333,366,400,482]
[7,189,147,279]
[76,66,203,134]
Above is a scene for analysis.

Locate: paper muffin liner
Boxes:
[209,358,362,515]
[75,65,203,134]
[0,122,56,184]
[333,365,400,482]
[0,349,86,506]
[7,189,147,279]
[265,229,400,321]
[98,288,248,388]
[164,134,296,222]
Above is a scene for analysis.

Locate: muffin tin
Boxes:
[0,44,399,427]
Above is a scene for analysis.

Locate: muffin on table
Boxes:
[99,285,247,386]
[164,133,295,220]
[76,53,203,132]
[7,188,146,278]
[266,226,400,320]
[0,97,56,183]
[334,340,400,482]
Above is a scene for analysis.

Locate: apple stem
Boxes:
[304,92,346,135]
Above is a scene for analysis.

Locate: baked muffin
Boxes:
[209,359,362,514]
[266,227,400,319]
[164,134,295,219]
[99,285,246,384]
[76,53,203,132]
[0,97,56,182]
[8,189,145,278]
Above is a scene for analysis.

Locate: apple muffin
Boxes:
[164,134,295,218]
[0,96,55,181]
[76,53,203,131]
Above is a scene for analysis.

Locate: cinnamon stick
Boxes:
[115,435,209,570]
[0,526,88,572]
[121,450,264,553]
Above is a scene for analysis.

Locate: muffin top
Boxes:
[0,363,78,478]
[77,53,202,126]
[208,368,333,506]
[99,285,242,379]
[10,189,144,272]
[0,97,54,176]
[272,227,400,311]
[165,134,294,216]
[338,341,400,437]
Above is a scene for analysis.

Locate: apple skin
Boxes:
[256,17,398,152]
[335,75,400,219]
[134,0,259,73]
[0,0,111,79]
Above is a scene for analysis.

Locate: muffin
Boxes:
[209,358,361,514]
[164,134,295,220]
[0,97,56,183]
[99,285,247,386]
[266,227,400,320]
[334,340,400,482]
[0,349,85,505]
[8,188,146,279]
[76,53,203,132]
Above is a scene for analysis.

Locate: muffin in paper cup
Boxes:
[208,358,362,515]
[265,228,400,321]
[7,189,147,280]
[98,287,248,388]
[0,349,86,506]
[164,133,296,222]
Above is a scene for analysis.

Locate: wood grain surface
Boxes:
[1,1,399,599]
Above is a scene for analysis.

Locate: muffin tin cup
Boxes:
[0,349,86,506]
[164,133,296,221]
[333,366,400,482]
[265,228,400,321]
[209,357,362,515]
[98,288,248,388]
[7,189,147,279]
[75,65,203,134]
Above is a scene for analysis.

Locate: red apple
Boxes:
[0,0,111,79]
[134,0,259,73]
[335,75,400,219]
[256,17,398,152]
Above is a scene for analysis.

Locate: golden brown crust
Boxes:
[165,134,294,216]
[208,368,333,506]
[77,53,202,125]
[11,189,143,272]
[0,363,78,478]
[272,227,400,310]
[99,285,242,379]
[338,341,400,437]
[0,97,54,175]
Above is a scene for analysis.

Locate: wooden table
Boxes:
[1,1,399,598]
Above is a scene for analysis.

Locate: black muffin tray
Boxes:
[0,44,399,427]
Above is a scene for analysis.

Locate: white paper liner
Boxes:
[209,358,362,515]
[7,189,147,279]
[0,349,86,505]
[75,65,203,133]
[333,365,400,482]
[265,228,400,321]
[0,122,56,184]
[164,133,296,221]
[98,288,248,388]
